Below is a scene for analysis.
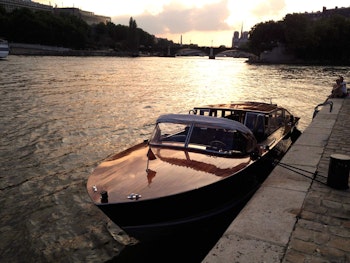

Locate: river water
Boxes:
[0,56,349,262]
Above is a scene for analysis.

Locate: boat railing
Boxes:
[312,101,333,119]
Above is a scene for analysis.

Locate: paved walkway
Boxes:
[203,98,350,263]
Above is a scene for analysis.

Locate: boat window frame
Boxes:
[149,121,252,156]
[267,109,286,133]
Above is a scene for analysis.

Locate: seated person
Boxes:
[339,76,348,98]
[329,78,343,98]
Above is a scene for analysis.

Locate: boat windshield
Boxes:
[149,121,256,155]
[150,122,190,147]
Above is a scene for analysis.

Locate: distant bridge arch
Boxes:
[215,49,252,58]
[168,46,253,58]
[175,48,207,56]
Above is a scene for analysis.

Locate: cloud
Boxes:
[112,0,231,36]
[251,0,286,19]
[252,0,287,22]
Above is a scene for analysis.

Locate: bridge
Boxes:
[167,46,252,58]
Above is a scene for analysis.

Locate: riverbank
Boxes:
[7,43,350,65]
[203,97,350,262]
[9,43,131,56]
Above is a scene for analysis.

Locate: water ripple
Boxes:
[0,56,348,261]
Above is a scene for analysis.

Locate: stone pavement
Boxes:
[203,98,350,263]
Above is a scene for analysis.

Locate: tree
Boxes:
[312,15,350,62]
[248,12,350,64]
[128,17,139,52]
[249,20,285,55]
[0,7,172,54]
[283,14,316,59]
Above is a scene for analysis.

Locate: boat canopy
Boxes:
[156,114,253,135]
[151,114,257,155]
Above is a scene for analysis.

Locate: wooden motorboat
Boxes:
[87,102,300,241]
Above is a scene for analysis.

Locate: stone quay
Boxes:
[203,97,350,262]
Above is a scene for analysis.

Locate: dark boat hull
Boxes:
[98,167,259,241]
[95,133,297,241]
[121,184,258,241]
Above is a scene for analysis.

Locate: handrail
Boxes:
[312,101,333,119]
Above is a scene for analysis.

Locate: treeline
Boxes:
[248,13,350,64]
[2,5,350,63]
[0,6,173,52]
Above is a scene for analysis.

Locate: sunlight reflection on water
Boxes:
[0,55,349,261]
[1,56,348,183]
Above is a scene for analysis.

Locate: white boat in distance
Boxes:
[0,39,9,58]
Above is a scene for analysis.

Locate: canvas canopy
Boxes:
[156,114,253,135]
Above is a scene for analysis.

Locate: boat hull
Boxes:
[97,163,259,241]
[120,183,258,241]
[0,41,9,58]
[94,134,296,241]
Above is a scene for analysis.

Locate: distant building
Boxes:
[0,0,52,12]
[304,6,350,20]
[0,0,111,25]
[231,31,249,49]
[54,8,111,25]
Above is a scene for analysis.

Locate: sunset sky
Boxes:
[36,0,350,47]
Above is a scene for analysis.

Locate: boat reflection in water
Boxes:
[87,101,300,244]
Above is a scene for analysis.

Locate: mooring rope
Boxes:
[274,161,328,186]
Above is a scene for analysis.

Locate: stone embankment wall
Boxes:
[9,43,128,56]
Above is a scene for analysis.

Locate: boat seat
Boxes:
[225,114,240,122]
[244,112,257,131]
[254,114,266,141]
[244,113,265,141]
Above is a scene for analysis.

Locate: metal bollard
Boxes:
[327,154,350,190]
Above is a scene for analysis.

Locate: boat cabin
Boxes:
[149,114,257,156]
[190,102,294,141]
